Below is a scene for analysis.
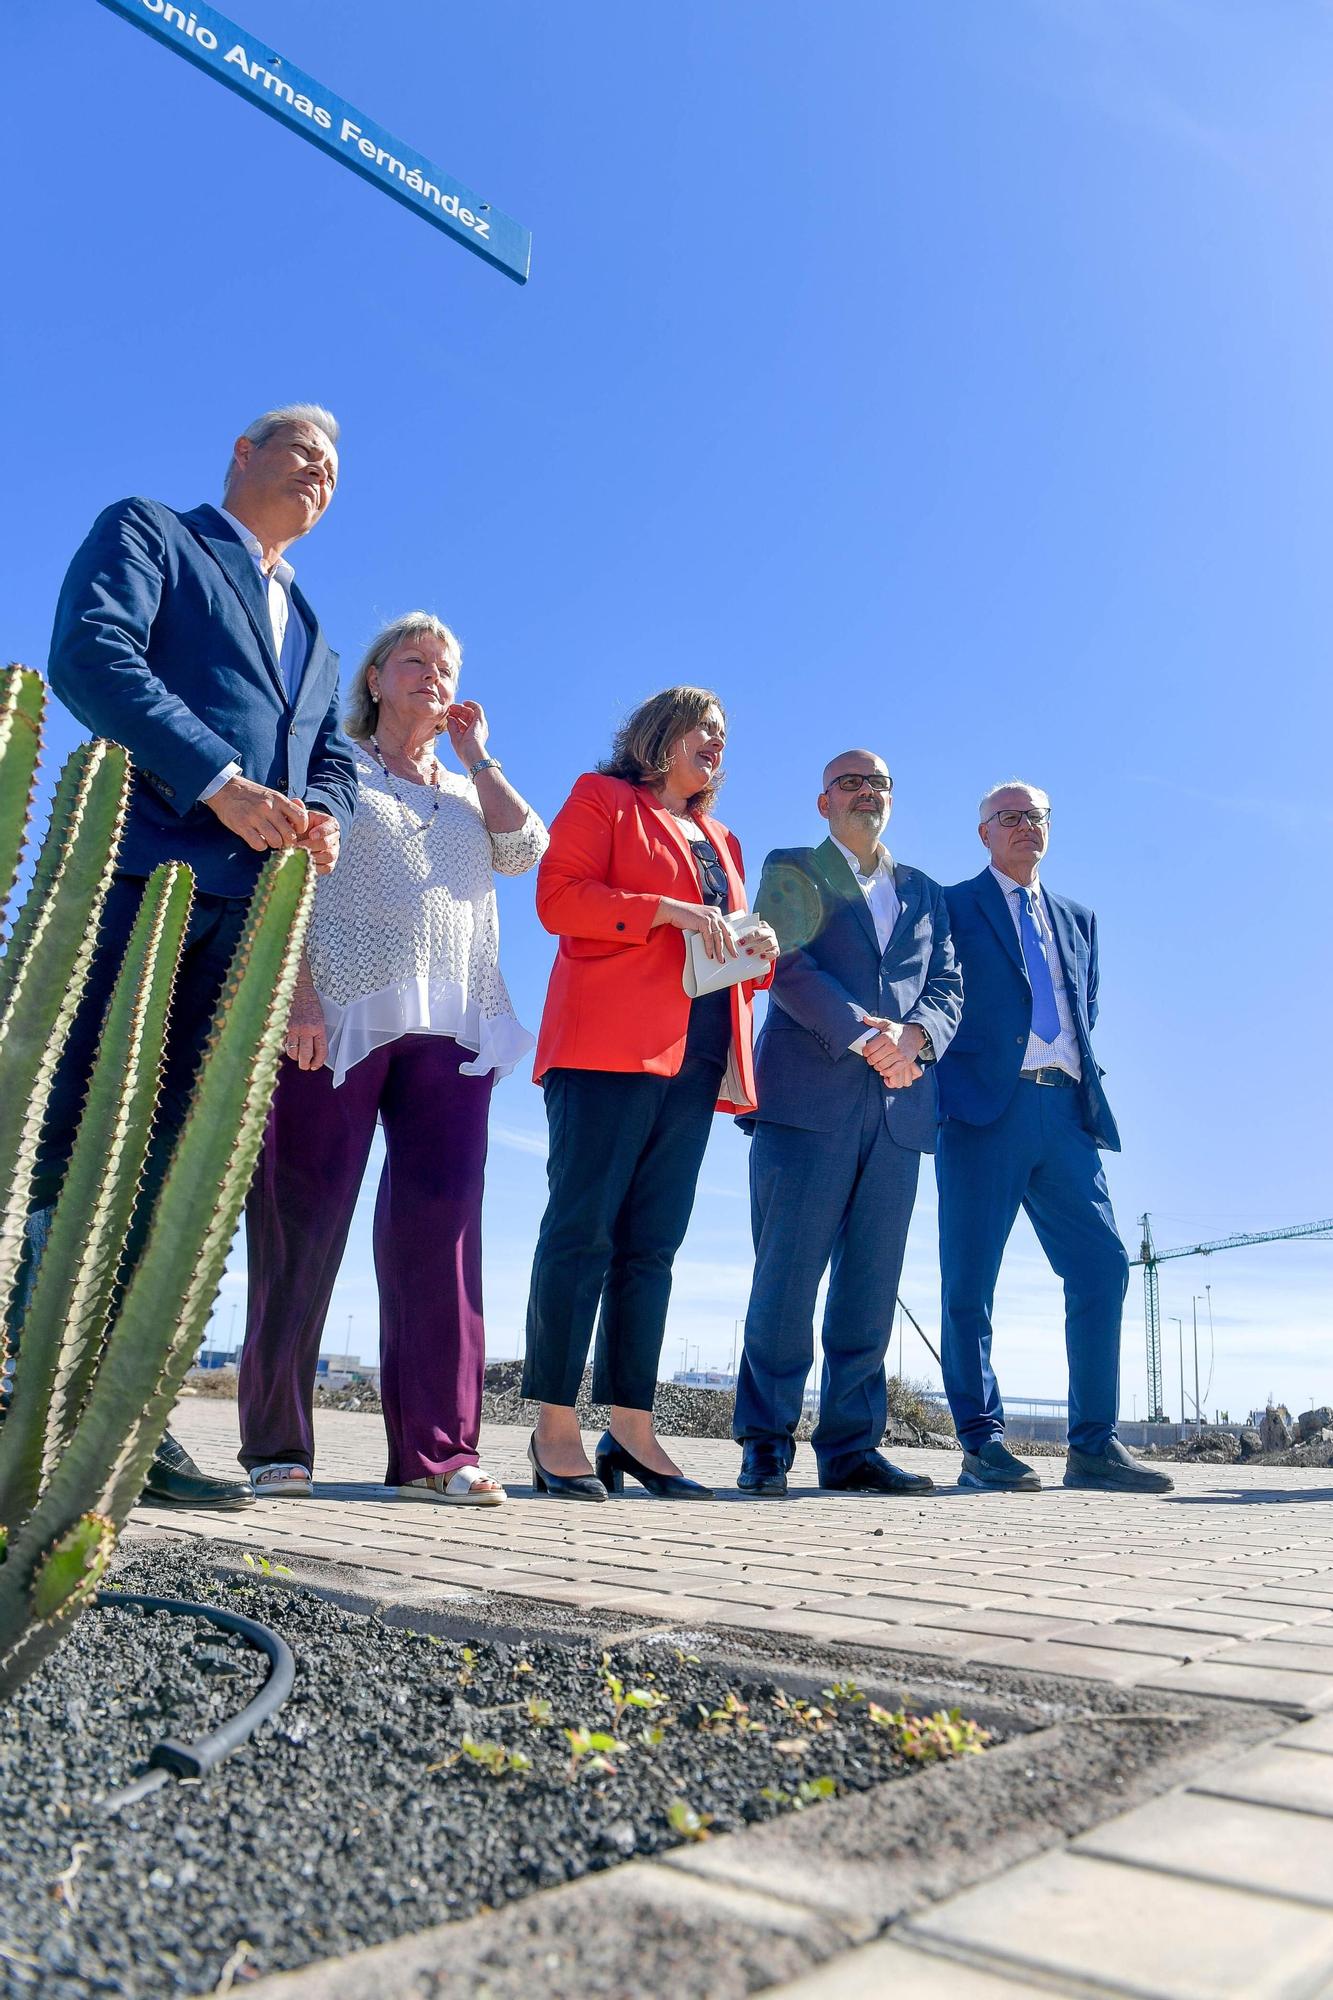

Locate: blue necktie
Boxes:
[1018,887,1061,1043]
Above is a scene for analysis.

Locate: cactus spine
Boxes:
[0,673,314,1699]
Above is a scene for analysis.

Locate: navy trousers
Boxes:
[733,1088,921,1477]
[32,873,249,1220]
[4,872,248,1408]
[936,1081,1128,1455]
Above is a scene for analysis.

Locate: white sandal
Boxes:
[398,1466,506,1506]
[250,1462,314,1497]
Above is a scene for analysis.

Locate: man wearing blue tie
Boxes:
[935,781,1171,1496]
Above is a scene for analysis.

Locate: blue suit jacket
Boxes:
[744,840,963,1152]
[49,498,357,899]
[935,867,1120,1151]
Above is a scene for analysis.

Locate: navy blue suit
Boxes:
[49,498,356,896]
[734,841,962,1474]
[35,497,356,1217]
[935,868,1129,1455]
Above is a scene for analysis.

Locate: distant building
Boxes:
[317,1354,380,1389]
[671,1369,736,1392]
[194,1346,239,1372]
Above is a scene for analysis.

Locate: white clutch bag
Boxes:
[681,910,768,998]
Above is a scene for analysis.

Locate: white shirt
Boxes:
[309,748,549,1086]
[217,507,307,695]
[198,508,309,804]
[831,835,900,952]
[988,863,1082,1079]
[831,836,902,1054]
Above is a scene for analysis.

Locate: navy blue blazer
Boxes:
[935,867,1120,1151]
[49,498,357,899]
[744,840,963,1152]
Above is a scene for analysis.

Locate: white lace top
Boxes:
[308,747,548,1087]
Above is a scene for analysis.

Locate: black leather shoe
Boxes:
[594,1431,713,1499]
[820,1450,935,1495]
[141,1431,256,1509]
[958,1438,1042,1491]
[737,1439,789,1498]
[527,1431,608,1501]
[1064,1438,1175,1495]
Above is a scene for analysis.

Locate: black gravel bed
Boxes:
[1,1541,1002,1999]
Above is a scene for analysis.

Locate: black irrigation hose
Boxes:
[93,1589,296,1815]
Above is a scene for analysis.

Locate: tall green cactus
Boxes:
[0,668,314,1698]
[0,664,45,938]
[0,719,130,1345]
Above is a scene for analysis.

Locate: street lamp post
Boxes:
[1171,1317,1185,1430]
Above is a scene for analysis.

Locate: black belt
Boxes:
[1021,1066,1078,1088]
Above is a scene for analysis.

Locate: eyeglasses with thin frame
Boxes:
[827,773,893,795]
[983,807,1051,829]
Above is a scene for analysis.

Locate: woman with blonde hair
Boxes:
[522,686,777,1501]
[238,613,547,1504]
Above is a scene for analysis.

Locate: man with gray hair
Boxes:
[933,781,1171,1495]
[23,405,358,1507]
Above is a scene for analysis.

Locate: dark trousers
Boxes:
[238,1035,494,1485]
[522,1060,720,1411]
[936,1081,1129,1455]
[32,873,250,1221]
[734,1091,921,1476]
[5,873,246,1415]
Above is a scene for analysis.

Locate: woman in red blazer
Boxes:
[522,686,777,1501]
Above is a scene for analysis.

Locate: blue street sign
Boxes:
[95,0,531,284]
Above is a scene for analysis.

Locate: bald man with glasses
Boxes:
[732,750,962,1497]
[934,781,1171,1496]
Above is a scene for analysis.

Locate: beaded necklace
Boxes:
[368,737,442,824]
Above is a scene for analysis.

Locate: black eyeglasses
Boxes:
[828,773,892,795]
[983,807,1051,829]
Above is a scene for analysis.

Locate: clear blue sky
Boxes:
[5,0,1330,1423]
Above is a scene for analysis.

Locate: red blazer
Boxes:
[532,772,769,1114]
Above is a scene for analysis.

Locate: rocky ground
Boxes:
[0,1542,994,1999]
[1141,1405,1333,1468]
[186,1363,963,1451]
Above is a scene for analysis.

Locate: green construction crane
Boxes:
[1137,1213,1333,1422]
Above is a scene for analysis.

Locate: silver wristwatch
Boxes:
[468,756,502,780]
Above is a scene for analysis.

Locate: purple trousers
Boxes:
[237,1034,494,1485]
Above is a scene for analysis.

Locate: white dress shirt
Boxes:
[831,835,900,951]
[988,863,1082,1079]
[217,507,308,695]
[831,836,902,1053]
[198,509,311,804]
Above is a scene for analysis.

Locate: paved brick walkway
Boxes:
[139,1400,1333,1997]
[144,1401,1333,1712]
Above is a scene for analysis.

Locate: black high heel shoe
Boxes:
[594,1430,714,1500]
[527,1431,608,1502]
